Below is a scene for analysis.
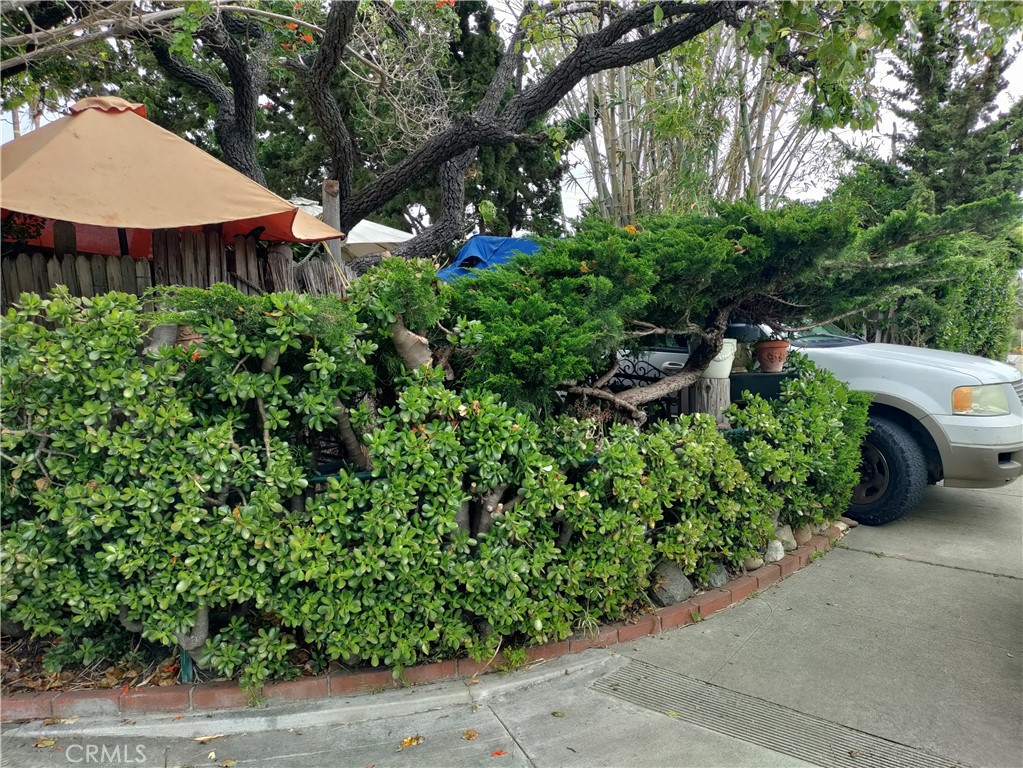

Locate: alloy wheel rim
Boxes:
[852,442,890,505]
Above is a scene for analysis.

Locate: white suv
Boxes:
[616,326,1023,525]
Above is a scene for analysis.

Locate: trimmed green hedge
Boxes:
[1,287,866,689]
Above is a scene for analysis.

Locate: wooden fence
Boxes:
[1,251,152,309]
[0,229,352,312]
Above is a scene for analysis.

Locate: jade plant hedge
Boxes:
[1,282,867,690]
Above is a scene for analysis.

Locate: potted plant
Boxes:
[754,330,790,373]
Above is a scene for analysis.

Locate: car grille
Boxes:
[1013,377,1023,406]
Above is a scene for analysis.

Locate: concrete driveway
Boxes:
[3,480,1020,768]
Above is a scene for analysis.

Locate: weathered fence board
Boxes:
[296,258,346,297]
[105,254,124,293]
[152,230,168,286]
[60,254,80,296]
[32,253,48,296]
[266,245,295,293]
[167,230,182,287]
[183,232,199,287]
[207,230,224,285]
[136,255,153,296]
[231,235,246,286]
[15,254,34,298]
[121,254,137,294]
[76,255,94,297]
[46,257,63,294]
[1,257,17,305]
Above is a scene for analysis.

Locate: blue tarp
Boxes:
[436,235,541,281]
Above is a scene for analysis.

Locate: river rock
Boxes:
[742,556,764,571]
[764,539,785,563]
[651,561,695,606]
[840,516,860,528]
[793,525,813,546]
[775,524,797,551]
[706,563,729,589]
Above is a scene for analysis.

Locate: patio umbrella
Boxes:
[1,97,343,258]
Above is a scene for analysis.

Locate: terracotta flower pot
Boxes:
[754,339,790,373]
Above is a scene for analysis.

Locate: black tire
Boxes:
[846,416,927,526]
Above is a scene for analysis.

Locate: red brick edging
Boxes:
[0,528,845,722]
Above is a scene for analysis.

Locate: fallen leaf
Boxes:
[208,751,216,760]
[195,734,226,745]
[849,750,859,758]
[551,711,565,718]
[173,715,186,721]
[34,738,57,748]
[120,684,131,695]
[42,716,78,725]
[219,761,238,767]
[396,735,424,751]
[665,711,680,719]
[492,749,508,756]
[461,729,479,741]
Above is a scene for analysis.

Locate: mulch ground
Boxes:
[1,635,182,696]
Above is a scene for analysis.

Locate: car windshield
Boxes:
[790,324,866,348]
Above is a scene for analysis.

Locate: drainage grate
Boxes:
[591,660,964,768]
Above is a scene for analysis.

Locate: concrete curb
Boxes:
[0,526,846,722]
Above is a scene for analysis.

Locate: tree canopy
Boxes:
[6,1,1020,258]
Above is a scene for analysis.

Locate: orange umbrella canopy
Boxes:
[0,97,343,258]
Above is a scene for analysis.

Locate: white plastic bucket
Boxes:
[700,338,738,379]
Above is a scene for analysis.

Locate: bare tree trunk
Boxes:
[390,317,432,370]
[333,398,370,471]
[175,607,210,665]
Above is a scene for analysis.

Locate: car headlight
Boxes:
[951,384,1011,416]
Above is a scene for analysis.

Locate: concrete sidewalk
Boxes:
[3,480,1020,768]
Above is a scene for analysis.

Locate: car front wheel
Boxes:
[846,416,927,526]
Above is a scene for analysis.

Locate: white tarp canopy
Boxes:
[290,197,413,259]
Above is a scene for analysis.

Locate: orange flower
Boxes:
[191,351,201,361]
[623,224,639,234]
[294,1,301,7]
[285,22,298,31]
[302,33,313,42]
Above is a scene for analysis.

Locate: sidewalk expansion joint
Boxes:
[836,544,1022,579]
[592,659,965,768]
[488,704,538,768]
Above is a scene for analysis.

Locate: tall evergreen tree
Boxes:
[838,2,1023,357]
[890,2,1023,207]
